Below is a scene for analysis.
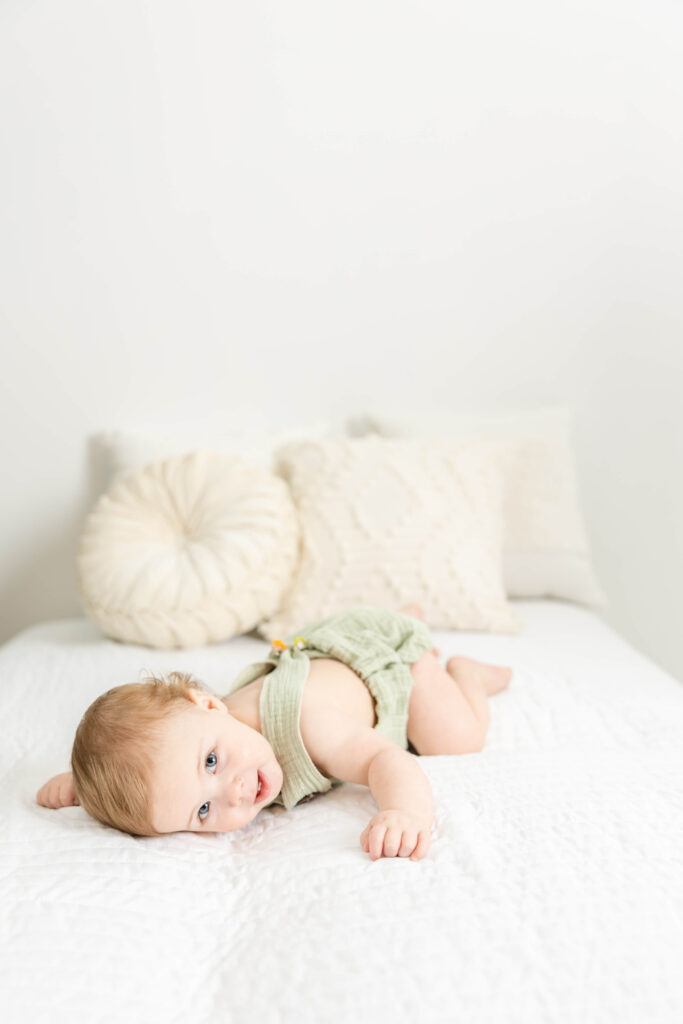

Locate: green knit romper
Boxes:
[225,606,433,809]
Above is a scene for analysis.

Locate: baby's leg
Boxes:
[407,653,511,756]
[447,656,512,697]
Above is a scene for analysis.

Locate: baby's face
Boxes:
[146,690,283,834]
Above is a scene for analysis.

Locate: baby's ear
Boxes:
[187,688,227,713]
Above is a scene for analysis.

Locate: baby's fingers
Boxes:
[382,826,408,859]
[36,782,54,807]
[398,830,419,858]
[58,780,78,806]
[368,825,388,860]
[360,823,388,860]
[410,829,431,861]
[36,775,77,809]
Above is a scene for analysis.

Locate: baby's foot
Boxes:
[446,656,512,697]
[400,604,425,620]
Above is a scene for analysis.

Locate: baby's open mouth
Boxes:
[256,771,269,804]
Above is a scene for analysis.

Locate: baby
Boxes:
[36,605,511,861]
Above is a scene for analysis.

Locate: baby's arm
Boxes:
[301,703,433,861]
[36,771,78,809]
[361,747,433,861]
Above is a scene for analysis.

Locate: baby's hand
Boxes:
[36,771,78,809]
[360,809,431,861]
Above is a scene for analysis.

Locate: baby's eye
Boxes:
[198,801,210,822]
[205,751,217,773]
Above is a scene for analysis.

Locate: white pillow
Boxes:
[95,420,331,483]
[352,407,605,608]
[77,450,300,648]
[261,436,519,639]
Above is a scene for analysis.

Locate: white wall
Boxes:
[1,1,682,679]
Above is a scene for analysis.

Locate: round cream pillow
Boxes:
[77,449,300,648]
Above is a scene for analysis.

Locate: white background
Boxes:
[1,1,681,679]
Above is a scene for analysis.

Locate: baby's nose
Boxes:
[230,775,245,805]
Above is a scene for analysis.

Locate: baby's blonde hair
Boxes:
[71,671,201,837]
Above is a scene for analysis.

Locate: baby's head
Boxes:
[71,673,282,837]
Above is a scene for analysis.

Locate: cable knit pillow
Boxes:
[261,437,519,639]
[77,450,300,648]
[352,407,605,608]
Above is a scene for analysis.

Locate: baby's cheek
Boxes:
[224,808,258,833]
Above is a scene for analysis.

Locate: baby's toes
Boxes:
[400,604,425,621]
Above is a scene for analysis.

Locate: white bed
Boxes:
[2,600,683,1024]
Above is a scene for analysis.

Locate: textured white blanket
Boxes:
[1,602,682,1024]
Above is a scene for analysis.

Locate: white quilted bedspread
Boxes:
[1,602,682,1024]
